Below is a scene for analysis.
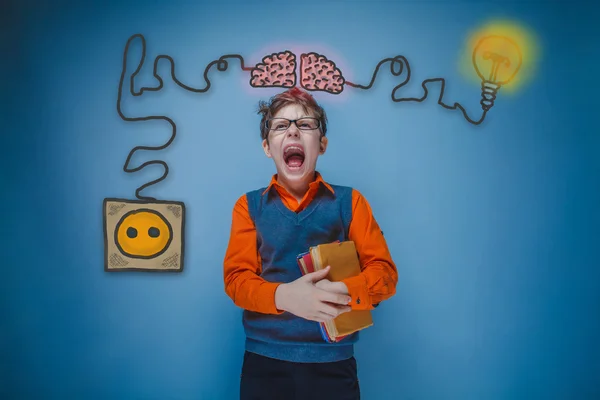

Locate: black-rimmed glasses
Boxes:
[265,117,321,132]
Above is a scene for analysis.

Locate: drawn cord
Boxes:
[117,34,486,200]
[116,33,250,200]
[346,55,487,125]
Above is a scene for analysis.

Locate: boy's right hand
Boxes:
[274,266,352,322]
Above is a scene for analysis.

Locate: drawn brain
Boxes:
[300,53,345,94]
[250,51,296,88]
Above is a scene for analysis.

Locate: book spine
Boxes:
[298,249,336,343]
[319,323,334,343]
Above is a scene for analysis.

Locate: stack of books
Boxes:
[297,240,374,343]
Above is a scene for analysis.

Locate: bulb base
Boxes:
[481,81,500,111]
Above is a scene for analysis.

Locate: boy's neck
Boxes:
[277,171,317,202]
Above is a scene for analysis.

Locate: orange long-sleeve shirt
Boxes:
[223,172,398,315]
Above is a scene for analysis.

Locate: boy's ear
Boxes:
[319,136,328,154]
[262,139,272,158]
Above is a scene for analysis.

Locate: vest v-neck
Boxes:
[271,187,326,225]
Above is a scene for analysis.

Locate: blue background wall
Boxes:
[2,1,599,399]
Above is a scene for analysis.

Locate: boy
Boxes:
[223,87,398,399]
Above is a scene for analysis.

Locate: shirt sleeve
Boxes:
[223,195,285,315]
[341,189,398,311]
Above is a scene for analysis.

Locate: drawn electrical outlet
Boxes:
[103,198,185,272]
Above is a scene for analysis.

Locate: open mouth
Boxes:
[283,144,305,169]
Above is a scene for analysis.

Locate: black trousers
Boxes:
[240,351,360,400]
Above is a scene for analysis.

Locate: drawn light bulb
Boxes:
[472,35,522,111]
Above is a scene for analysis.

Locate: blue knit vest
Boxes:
[243,183,359,363]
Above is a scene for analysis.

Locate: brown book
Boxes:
[310,241,374,339]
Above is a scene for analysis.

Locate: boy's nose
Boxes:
[287,124,300,136]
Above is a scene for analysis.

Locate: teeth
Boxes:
[284,146,304,157]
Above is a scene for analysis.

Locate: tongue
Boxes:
[287,155,303,167]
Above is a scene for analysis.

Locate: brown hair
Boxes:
[257,87,328,142]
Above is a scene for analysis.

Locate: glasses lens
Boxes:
[296,118,320,130]
[267,118,320,132]
[268,118,291,131]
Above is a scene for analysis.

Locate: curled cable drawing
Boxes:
[117,33,501,199]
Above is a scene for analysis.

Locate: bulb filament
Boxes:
[483,51,511,82]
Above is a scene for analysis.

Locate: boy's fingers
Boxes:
[320,313,335,322]
[319,290,351,306]
[304,266,330,282]
[331,282,349,293]
[315,313,331,323]
[319,304,340,319]
[315,279,331,286]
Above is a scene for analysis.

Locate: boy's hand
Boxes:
[275,266,352,323]
[315,273,349,295]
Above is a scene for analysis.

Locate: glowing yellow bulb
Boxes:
[473,35,522,85]
[472,35,523,111]
[459,20,540,111]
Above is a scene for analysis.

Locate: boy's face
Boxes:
[262,103,327,184]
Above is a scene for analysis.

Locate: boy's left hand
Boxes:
[315,272,349,295]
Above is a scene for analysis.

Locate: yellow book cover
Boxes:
[316,241,374,337]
